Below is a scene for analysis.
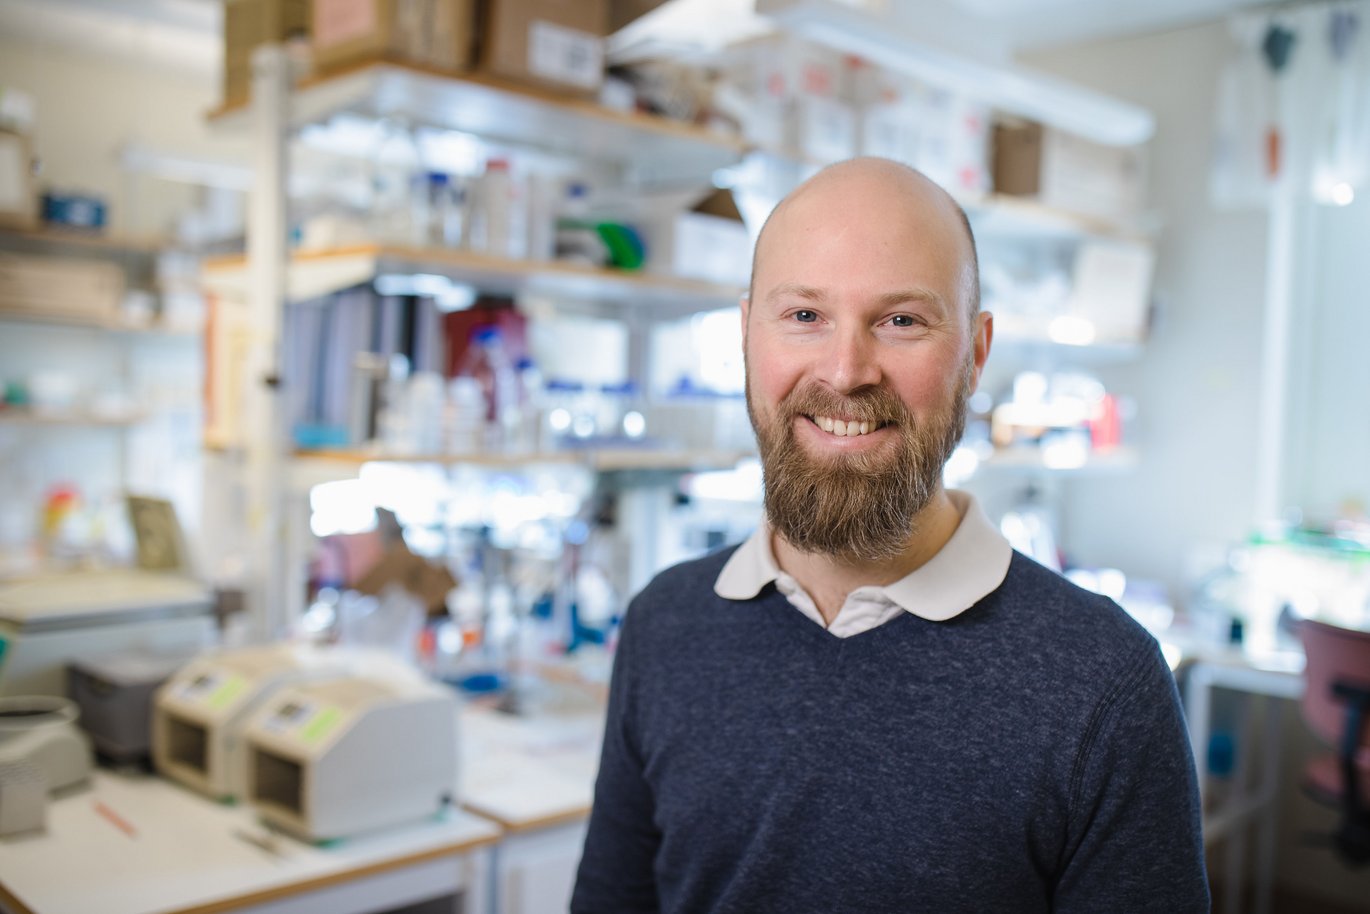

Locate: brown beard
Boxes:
[747,360,970,563]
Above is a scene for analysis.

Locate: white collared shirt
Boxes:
[714,490,1013,637]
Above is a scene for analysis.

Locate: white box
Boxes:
[792,96,857,164]
[642,189,751,287]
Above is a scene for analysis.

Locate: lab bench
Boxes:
[0,701,605,914]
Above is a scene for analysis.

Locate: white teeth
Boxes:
[813,416,879,437]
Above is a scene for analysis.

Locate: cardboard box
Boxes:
[223,0,311,106]
[917,87,990,198]
[478,0,607,96]
[642,188,751,287]
[609,0,664,32]
[0,253,124,323]
[993,121,1145,220]
[0,129,37,231]
[312,0,475,74]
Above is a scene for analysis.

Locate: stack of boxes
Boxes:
[224,0,618,107]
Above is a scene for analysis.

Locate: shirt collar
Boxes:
[713,490,1012,622]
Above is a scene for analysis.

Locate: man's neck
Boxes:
[770,488,964,626]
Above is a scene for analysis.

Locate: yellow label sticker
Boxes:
[208,675,247,710]
[301,706,342,744]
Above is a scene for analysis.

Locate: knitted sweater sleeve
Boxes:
[1053,639,1210,912]
[571,602,662,913]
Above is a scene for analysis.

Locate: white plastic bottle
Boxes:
[472,158,513,257]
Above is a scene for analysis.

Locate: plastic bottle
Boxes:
[471,158,517,258]
[555,182,604,265]
[424,172,450,246]
[445,376,485,454]
[369,121,423,244]
[525,173,558,262]
[457,326,519,451]
[515,357,545,453]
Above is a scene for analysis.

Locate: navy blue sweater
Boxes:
[572,548,1208,913]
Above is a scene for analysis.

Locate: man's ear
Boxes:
[970,311,993,392]
[739,295,750,346]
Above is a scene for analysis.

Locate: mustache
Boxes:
[776,383,911,426]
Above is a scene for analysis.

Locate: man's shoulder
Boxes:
[994,551,1161,662]
[636,544,741,608]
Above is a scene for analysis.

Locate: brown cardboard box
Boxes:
[223,0,310,106]
[608,0,664,32]
[993,121,1145,221]
[0,129,37,230]
[311,0,475,74]
[0,253,124,323]
[479,0,607,96]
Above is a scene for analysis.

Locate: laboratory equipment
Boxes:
[67,649,196,762]
[0,570,215,698]
[0,695,93,794]
[243,659,458,841]
[152,644,352,801]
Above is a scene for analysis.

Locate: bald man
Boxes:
[572,159,1207,913]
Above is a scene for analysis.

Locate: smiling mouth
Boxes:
[807,415,889,438]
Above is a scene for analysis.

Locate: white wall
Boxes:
[1288,193,1370,519]
[0,32,238,566]
[0,32,247,237]
[1030,23,1370,910]
[1023,23,1269,599]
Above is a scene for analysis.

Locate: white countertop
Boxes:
[460,698,605,832]
[0,768,499,914]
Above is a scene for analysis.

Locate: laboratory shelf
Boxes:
[965,194,1157,243]
[989,331,1144,363]
[208,59,747,180]
[0,225,171,255]
[0,408,148,427]
[293,447,755,471]
[202,243,744,311]
[287,447,756,488]
[978,445,1139,475]
[0,307,200,336]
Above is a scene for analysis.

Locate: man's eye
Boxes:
[890,314,918,327]
[793,310,818,323]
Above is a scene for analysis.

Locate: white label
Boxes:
[528,20,602,90]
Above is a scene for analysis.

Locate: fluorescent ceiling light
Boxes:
[760,0,1155,145]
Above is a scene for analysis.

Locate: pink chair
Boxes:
[1298,618,1370,866]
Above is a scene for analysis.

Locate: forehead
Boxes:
[753,169,971,305]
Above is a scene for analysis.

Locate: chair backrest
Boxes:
[1299,618,1370,747]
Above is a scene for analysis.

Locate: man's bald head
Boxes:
[748,157,981,319]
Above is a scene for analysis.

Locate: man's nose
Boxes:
[821,327,882,394]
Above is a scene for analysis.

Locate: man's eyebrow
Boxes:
[765,283,825,304]
[876,288,947,312]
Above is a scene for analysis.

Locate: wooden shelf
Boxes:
[965,194,1155,243]
[208,60,746,181]
[0,408,147,427]
[990,331,1143,362]
[292,447,755,472]
[0,307,201,336]
[0,225,170,255]
[979,446,1138,475]
[202,244,743,311]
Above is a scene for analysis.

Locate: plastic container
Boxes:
[471,157,515,257]
[457,327,519,451]
[445,376,485,454]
